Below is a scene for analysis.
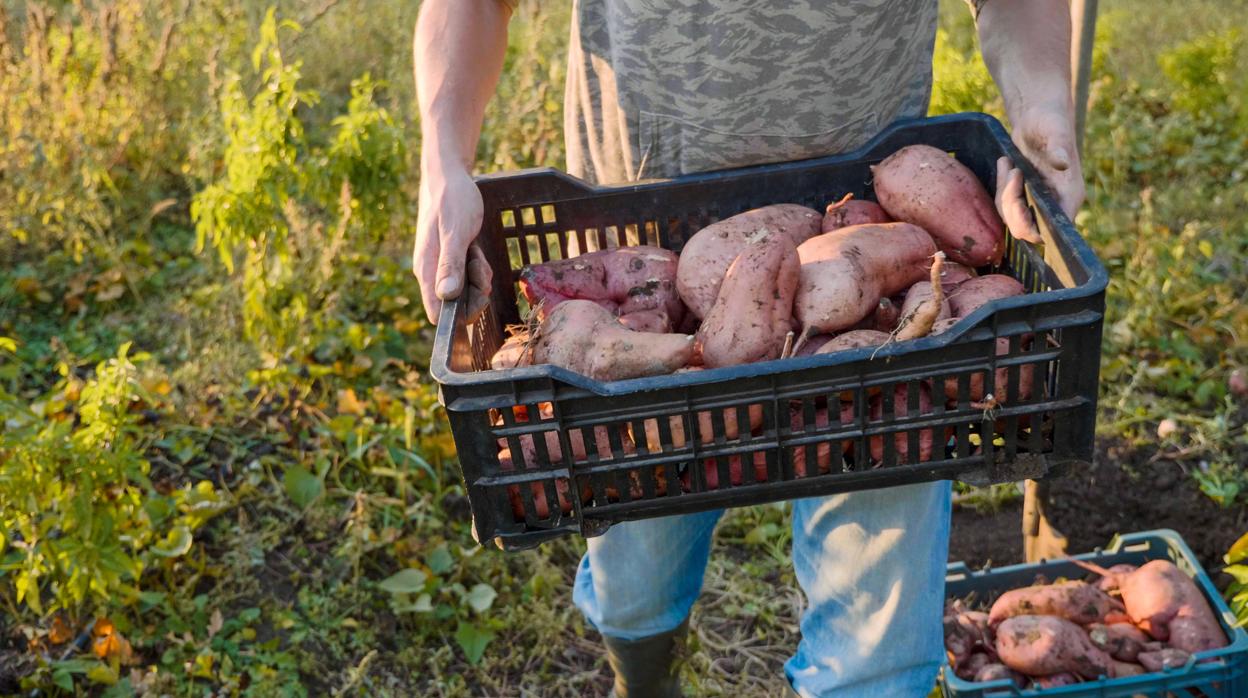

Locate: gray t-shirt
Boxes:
[563,0,939,185]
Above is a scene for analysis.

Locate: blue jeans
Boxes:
[573,482,952,698]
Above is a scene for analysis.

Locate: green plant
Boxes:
[1225,531,1248,625]
[0,342,228,617]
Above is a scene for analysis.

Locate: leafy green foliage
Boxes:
[0,343,227,615]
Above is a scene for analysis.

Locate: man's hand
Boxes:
[413,0,511,323]
[996,102,1085,244]
[414,165,492,322]
[975,0,1085,244]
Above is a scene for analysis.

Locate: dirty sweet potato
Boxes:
[794,222,938,342]
[1087,622,1149,662]
[1110,660,1145,677]
[868,383,936,463]
[520,245,683,324]
[973,663,1023,685]
[871,144,1005,266]
[895,252,949,341]
[531,300,694,381]
[1137,647,1192,672]
[491,331,533,369]
[948,275,1025,318]
[956,652,994,681]
[815,330,891,354]
[696,232,799,368]
[1071,559,1227,653]
[938,261,978,291]
[1031,673,1080,688]
[618,308,672,333]
[988,580,1123,627]
[995,615,1114,679]
[821,193,892,232]
[677,204,822,319]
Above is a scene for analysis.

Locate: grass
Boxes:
[0,0,1245,695]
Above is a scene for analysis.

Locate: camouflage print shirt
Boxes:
[563,0,940,185]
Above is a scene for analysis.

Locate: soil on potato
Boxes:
[948,439,1248,589]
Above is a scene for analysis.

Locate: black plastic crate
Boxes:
[431,113,1108,550]
[942,529,1248,697]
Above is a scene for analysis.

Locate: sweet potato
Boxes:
[519,245,684,324]
[815,330,891,354]
[696,232,799,368]
[995,615,1114,679]
[948,275,1025,318]
[1070,559,1227,653]
[1137,647,1192,672]
[868,383,936,463]
[789,402,855,477]
[941,336,1035,405]
[1110,660,1145,677]
[531,300,695,381]
[794,222,938,341]
[795,334,836,356]
[938,261,978,291]
[956,652,993,681]
[677,204,822,319]
[871,144,1005,266]
[973,663,1023,685]
[618,308,672,333]
[1031,673,1080,688]
[1087,622,1149,662]
[895,252,949,341]
[988,580,1123,627]
[1094,563,1138,593]
[491,332,533,369]
[821,193,891,232]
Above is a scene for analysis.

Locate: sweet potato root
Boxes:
[895,252,948,341]
[1137,647,1192,672]
[815,330,891,354]
[988,580,1123,627]
[532,300,694,381]
[973,663,1023,685]
[696,232,799,368]
[491,332,533,369]
[821,193,891,232]
[519,245,683,323]
[677,204,821,319]
[948,275,1025,318]
[995,615,1114,679]
[1087,622,1148,662]
[871,144,1005,266]
[794,222,938,340]
[618,308,672,333]
[868,382,936,463]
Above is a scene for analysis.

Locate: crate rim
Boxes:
[430,112,1109,397]
[942,528,1248,696]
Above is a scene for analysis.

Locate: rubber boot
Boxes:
[603,619,688,698]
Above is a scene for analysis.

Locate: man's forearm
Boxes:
[975,0,1073,121]
[414,0,512,176]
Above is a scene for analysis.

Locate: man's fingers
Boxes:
[1001,168,1043,244]
[415,218,443,323]
[435,216,478,301]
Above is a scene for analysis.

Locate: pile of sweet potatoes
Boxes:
[488,145,1036,518]
[945,558,1228,690]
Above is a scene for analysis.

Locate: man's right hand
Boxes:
[414,165,492,323]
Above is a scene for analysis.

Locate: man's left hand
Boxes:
[996,101,1085,244]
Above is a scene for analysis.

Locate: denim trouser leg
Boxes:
[786,481,952,698]
[573,508,724,640]
[573,481,950,697]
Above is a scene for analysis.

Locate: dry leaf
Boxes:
[206,609,224,640]
[48,615,73,645]
[336,389,367,416]
[96,284,126,302]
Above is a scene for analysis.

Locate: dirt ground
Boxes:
[948,440,1248,590]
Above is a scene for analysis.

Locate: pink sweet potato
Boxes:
[868,382,936,463]
[1110,660,1145,677]
[941,335,1035,405]
[794,222,938,341]
[531,300,694,381]
[995,615,1114,679]
[988,580,1124,627]
[815,330,891,354]
[618,308,672,333]
[1071,559,1228,653]
[871,144,1005,266]
[948,275,1025,318]
[677,204,822,319]
[491,332,533,369]
[938,261,979,291]
[1137,647,1192,672]
[1087,622,1149,662]
[895,252,949,341]
[696,232,799,368]
[973,663,1023,685]
[520,245,683,323]
[1031,673,1080,688]
[821,193,892,232]
[1094,564,1139,593]
[956,652,994,681]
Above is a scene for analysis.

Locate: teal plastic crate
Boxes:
[941,529,1248,697]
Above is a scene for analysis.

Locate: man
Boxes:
[412,2,1084,696]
